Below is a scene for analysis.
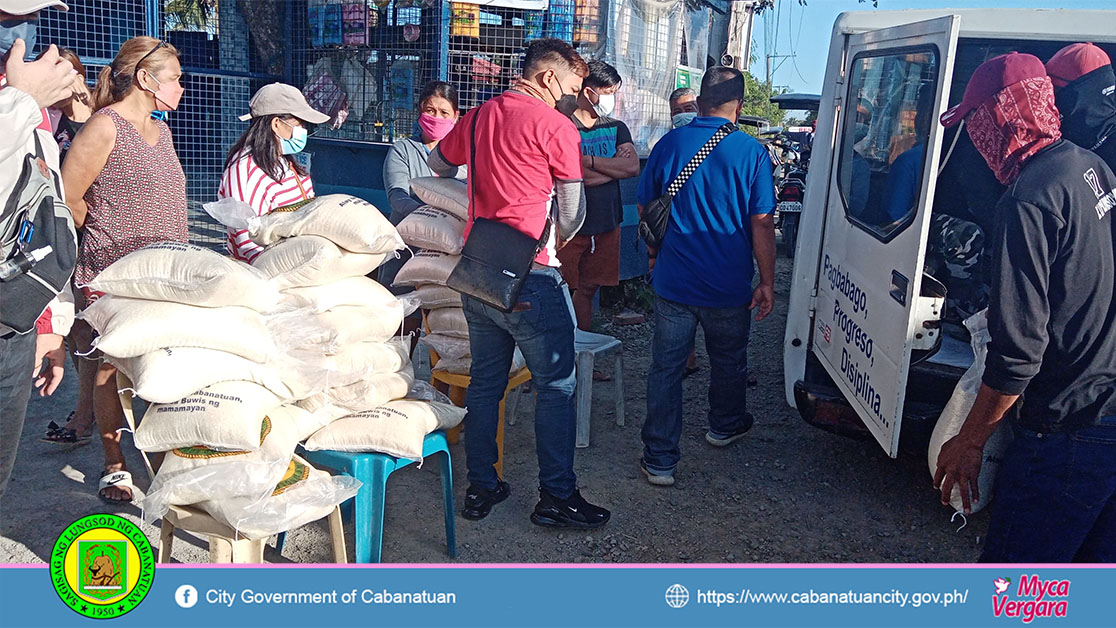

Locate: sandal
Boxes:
[98,469,135,503]
[42,414,93,446]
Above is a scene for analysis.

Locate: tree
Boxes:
[741,71,785,129]
[165,0,217,32]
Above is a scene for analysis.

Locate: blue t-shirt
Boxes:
[638,117,776,308]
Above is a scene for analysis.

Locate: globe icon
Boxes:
[665,584,689,608]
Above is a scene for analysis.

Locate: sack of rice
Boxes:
[409,177,468,220]
[419,333,471,361]
[426,307,469,339]
[195,454,361,540]
[109,346,318,404]
[81,295,275,362]
[304,400,467,459]
[392,250,459,288]
[141,407,314,521]
[135,382,285,452]
[295,368,415,439]
[396,205,466,254]
[249,194,404,255]
[281,275,398,313]
[324,340,411,384]
[414,284,461,309]
[86,242,281,311]
[305,304,405,351]
[435,347,526,376]
[252,236,387,289]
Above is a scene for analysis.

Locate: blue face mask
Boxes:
[279,124,308,155]
[0,16,38,62]
[672,112,697,129]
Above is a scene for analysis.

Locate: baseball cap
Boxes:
[0,1,68,14]
[940,52,1048,128]
[1045,43,1111,88]
[238,82,330,124]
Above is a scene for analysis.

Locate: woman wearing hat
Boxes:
[218,82,329,262]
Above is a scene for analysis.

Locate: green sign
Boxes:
[675,66,704,90]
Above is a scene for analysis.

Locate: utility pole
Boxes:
[766,53,795,88]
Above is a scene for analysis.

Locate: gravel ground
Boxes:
[0,247,989,564]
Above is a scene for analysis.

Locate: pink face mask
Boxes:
[143,73,184,111]
[418,112,456,141]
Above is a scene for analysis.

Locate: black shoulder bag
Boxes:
[446,104,552,313]
[638,122,737,251]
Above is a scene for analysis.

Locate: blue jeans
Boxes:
[461,267,578,498]
[980,416,1116,563]
[642,295,753,472]
[0,331,36,502]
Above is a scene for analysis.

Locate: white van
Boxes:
[782,9,1116,457]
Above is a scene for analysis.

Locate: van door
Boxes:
[812,16,959,457]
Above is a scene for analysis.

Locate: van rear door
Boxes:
[812,16,959,457]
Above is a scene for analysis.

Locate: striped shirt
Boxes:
[217,152,313,262]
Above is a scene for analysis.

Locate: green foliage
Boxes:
[742,71,786,128]
[165,0,217,32]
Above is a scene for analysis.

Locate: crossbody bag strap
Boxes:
[665,122,737,198]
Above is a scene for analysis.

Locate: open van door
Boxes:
[811,16,959,457]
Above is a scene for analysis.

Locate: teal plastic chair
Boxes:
[286,431,456,563]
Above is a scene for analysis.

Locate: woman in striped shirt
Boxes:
[218,83,330,262]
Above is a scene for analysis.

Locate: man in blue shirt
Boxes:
[637,67,777,486]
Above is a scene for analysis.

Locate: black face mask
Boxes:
[547,74,579,116]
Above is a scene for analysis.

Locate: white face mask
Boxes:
[592,92,616,117]
[672,112,697,128]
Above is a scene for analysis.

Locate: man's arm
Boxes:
[933,385,1019,513]
[750,213,776,321]
[427,145,461,179]
[583,142,640,180]
[554,179,586,244]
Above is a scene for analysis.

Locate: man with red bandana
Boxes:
[934,53,1116,562]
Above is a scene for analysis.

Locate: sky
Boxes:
[750,0,1115,94]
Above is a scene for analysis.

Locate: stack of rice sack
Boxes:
[395,178,525,375]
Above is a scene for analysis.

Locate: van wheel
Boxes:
[782,216,798,258]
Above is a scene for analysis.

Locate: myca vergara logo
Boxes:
[992,574,1070,623]
[50,514,155,619]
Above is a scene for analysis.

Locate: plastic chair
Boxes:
[571,329,625,447]
[296,431,457,564]
[117,373,346,564]
[422,313,530,479]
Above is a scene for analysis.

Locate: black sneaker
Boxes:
[530,488,610,529]
[461,481,510,520]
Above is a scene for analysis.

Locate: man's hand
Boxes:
[750,283,774,321]
[32,333,66,397]
[581,154,594,170]
[615,144,636,160]
[933,432,987,514]
[4,42,75,109]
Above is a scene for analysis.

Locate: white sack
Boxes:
[409,177,469,220]
[252,236,387,289]
[303,400,466,459]
[434,347,526,376]
[426,306,469,339]
[86,241,281,311]
[414,284,462,309]
[928,310,1014,514]
[281,275,399,313]
[392,250,459,288]
[395,205,466,254]
[135,382,285,452]
[81,295,275,362]
[249,194,404,255]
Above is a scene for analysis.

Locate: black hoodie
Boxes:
[1054,65,1116,173]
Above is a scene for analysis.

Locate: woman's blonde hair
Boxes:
[92,36,180,112]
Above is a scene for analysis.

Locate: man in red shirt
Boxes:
[430,39,609,529]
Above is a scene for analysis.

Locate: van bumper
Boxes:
[793,379,944,453]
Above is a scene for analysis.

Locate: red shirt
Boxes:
[439,91,582,266]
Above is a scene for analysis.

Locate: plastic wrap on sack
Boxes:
[224,474,361,541]
[418,333,471,361]
[928,310,1014,514]
[140,455,292,523]
[202,197,255,232]
[406,380,453,405]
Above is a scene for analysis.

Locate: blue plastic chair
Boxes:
[285,431,457,563]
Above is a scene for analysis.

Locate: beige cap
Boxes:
[0,0,68,13]
[238,82,330,124]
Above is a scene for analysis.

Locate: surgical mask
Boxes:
[672,112,697,128]
[142,73,184,111]
[0,16,38,62]
[278,123,308,155]
[589,89,615,117]
[418,112,456,141]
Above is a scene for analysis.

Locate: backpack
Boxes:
[0,134,78,334]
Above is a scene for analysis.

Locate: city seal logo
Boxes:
[50,515,155,619]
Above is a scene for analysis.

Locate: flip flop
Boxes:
[98,469,135,504]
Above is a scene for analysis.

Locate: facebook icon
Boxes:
[175,584,198,609]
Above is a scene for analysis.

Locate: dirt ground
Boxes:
[0,248,989,564]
